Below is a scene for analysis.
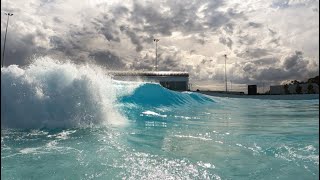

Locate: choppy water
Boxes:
[1,58,319,179]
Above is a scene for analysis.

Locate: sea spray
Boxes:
[1,57,127,128]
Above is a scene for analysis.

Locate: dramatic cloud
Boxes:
[1,0,319,92]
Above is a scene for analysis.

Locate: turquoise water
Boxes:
[1,59,319,179]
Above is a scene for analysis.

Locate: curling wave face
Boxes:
[1,57,214,129]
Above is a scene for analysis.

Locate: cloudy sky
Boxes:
[1,0,319,92]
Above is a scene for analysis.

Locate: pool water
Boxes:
[1,59,319,179]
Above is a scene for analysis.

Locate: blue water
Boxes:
[1,58,319,179]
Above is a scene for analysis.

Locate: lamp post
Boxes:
[153,38,159,71]
[2,12,13,68]
[224,54,228,92]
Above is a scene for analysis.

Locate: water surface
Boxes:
[1,59,319,179]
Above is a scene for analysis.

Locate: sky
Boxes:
[1,0,319,92]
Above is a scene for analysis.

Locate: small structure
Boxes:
[248,85,257,95]
[108,71,189,91]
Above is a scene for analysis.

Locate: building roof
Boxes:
[107,71,189,77]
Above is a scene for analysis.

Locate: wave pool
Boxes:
[1,58,319,179]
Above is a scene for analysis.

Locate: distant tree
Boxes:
[295,84,302,94]
[307,76,319,85]
[291,80,300,85]
[307,84,315,94]
[283,84,290,94]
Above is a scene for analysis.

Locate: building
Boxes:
[248,85,257,95]
[270,83,319,95]
[108,71,189,91]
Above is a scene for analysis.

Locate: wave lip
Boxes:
[119,83,215,107]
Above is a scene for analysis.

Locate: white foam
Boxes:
[141,111,167,118]
[20,148,39,154]
[174,135,212,141]
[1,57,127,128]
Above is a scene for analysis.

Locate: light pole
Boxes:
[2,12,13,68]
[224,54,228,92]
[153,38,159,71]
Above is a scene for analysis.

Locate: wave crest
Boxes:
[1,57,215,129]
[119,83,214,107]
[1,57,125,129]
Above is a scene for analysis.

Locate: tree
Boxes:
[295,84,302,94]
[291,80,300,85]
[307,76,319,85]
[307,84,315,94]
[283,84,290,94]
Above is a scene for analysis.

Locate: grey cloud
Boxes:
[53,17,62,23]
[273,0,317,9]
[206,12,231,29]
[191,33,208,45]
[88,50,126,69]
[268,28,277,36]
[196,38,206,45]
[223,23,234,34]
[237,34,256,45]
[204,2,246,30]
[50,36,67,51]
[49,35,84,58]
[267,28,280,45]
[219,37,233,49]
[283,51,308,72]
[226,8,246,19]
[269,37,280,45]
[1,31,44,66]
[271,0,290,9]
[236,48,270,58]
[257,67,292,81]
[252,57,278,66]
[92,15,120,42]
[122,29,144,52]
[158,56,182,71]
[247,22,263,28]
[130,2,174,36]
[190,50,196,54]
[130,0,219,36]
[111,5,130,16]
[165,0,207,33]
[242,62,256,73]
[199,59,214,68]
[237,51,314,84]
[131,53,154,70]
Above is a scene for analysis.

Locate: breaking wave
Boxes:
[1,57,214,129]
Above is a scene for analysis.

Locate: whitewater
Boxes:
[1,57,319,179]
